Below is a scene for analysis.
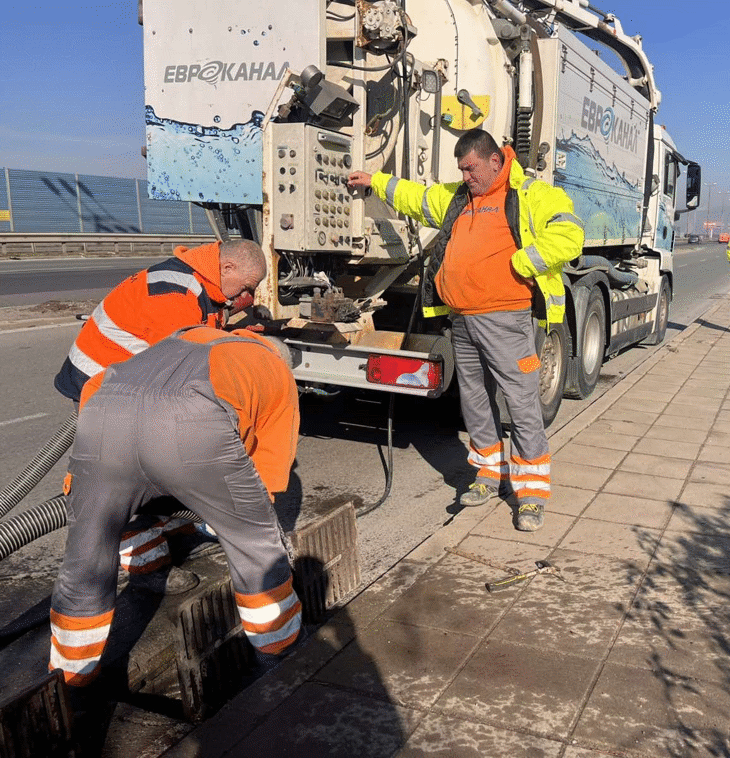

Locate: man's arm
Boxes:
[349,170,459,229]
[511,183,585,278]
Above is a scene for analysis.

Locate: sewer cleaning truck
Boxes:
[139,0,701,425]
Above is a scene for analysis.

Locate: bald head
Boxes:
[219,240,267,300]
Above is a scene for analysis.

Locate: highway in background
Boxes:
[0,256,167,307]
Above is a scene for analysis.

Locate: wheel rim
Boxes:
[582,312,602,377]
[539,332,562,404]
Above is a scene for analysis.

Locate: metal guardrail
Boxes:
[0,233,216,259]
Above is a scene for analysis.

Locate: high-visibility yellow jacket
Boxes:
[370,153,584,328]
[727,242,730,264]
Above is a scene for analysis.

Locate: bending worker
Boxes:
[53,239,267,586]
[348,128,583,531]
[50,326,302,687]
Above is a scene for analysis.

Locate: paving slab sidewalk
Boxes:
[155,296,730,758]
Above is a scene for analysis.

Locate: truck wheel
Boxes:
[644,276,670,346]
[535,322,568,428]
[567,287,605,399]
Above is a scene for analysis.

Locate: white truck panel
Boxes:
[142,0,325,204]
[537,27,651,247]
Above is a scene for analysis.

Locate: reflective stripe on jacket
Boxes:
[371,153,584,328]
[54,242,228,402]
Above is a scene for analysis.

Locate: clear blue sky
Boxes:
[1,1,728,215]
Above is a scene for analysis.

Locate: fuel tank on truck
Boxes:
[141,0,325,204]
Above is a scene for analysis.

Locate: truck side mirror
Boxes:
[686,162,701,208]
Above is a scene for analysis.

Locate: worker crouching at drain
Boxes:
[49,326,302,687]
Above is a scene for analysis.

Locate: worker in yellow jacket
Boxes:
[349,129,584,531]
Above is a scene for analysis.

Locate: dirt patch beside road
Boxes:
[0,299,98,330]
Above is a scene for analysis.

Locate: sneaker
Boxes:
[459,482,499,507]
[516,503,544,532]
[129,566,199,595]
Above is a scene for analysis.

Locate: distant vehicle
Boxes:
[688,234,701,243]
[718,232,729,244]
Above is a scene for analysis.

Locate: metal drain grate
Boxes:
[170,504,360,721]
[290,502,360,623]
[174,576,252,723]
[0,670,72,758]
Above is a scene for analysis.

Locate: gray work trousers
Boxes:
[452,309,549,465]
[53,388,291,618]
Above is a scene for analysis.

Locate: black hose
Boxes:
[579,255,639,286]
[354,47,420,520]
[354,394,396,518]
[0,412,77,520]
[0,495,200,562]
[0,495,69,561]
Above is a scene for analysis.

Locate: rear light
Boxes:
[366,354,442,390]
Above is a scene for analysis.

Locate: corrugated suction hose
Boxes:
[0,412,77,520]
[0,495,201,562]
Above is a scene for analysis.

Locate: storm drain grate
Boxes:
[290,502,361,623]
[0,670,72,758]
[173,503,360,721]
[174,577,252,723]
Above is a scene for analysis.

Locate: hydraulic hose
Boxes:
[355,53,422,520]
[0,412,77,520]
[578,255,639,287]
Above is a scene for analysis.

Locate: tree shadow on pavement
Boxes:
[622,496,730,757]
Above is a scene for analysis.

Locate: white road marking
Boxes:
[0,413,48,427]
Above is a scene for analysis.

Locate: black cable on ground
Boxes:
[354,393,396,519]
[0,412,77,520]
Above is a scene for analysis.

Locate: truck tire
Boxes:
[535,321,568,428]
[644,275,670,346]
[567,286,605,400]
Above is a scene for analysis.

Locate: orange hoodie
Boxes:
[435,146,532,315]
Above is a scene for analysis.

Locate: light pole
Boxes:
[718,191,730,233]
[705,182,717,238]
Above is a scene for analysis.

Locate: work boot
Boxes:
[459,481,499,507]
[129,566,199,595]
[516,503,544,532]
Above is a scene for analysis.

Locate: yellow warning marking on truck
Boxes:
[441,95,490,130]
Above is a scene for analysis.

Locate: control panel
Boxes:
[270,123,353,253]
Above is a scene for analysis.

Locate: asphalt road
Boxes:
[0,256,167,307]
[1,240,728,591]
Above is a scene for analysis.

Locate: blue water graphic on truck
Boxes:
[554,132,642,245]
[145,106,264,204]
